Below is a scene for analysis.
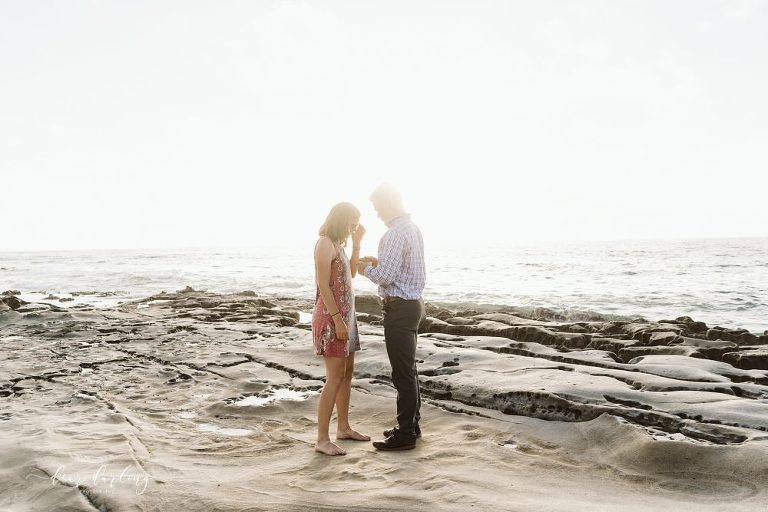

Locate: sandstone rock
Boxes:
[0,296,23,310]
[471,313,542,325]
[240,290,257,297]
[562,323,588,334]
[440,321,514,338]
[507,326,589,349]
[2,290,20,296]
[588,337,642,354]
[674,316,709,334]
[506,326,559,344]
[559,334,592,349]
[618,345,701,363]
[445,317,477,326]
[274,316,298,327]
[177,286,196,293]
[657,316,709,335]
[355,312,381,324]
[707,327,757,346]
[419,317,450,333]
[722,349,768,370]
[617,323,684,340]
[424,303,456,320]
[641,331,680,346]
[243,298,276,308]
[355,294,382,315]
[673,336,738,360]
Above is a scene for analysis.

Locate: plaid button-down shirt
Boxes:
[363,214,426,300]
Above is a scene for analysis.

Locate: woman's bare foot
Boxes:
[315,440,347,456]
[336,428,371,441]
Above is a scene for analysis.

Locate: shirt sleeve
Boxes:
[363,231,403,285]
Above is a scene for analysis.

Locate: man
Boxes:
[357,183,426,451]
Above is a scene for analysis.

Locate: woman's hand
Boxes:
[333,316,349,341]
[352,223,366,246]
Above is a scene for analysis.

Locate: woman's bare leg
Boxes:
[335,352,370,441]
[316,356,348,455]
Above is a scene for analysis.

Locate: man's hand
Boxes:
[356,260,369,275]
[360,256,379,267]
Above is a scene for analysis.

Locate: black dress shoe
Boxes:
[373,432,417,451]
[383,425,421,439]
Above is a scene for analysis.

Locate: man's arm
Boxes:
[362,232,404,285]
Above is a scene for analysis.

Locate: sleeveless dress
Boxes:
[312,240,361,358]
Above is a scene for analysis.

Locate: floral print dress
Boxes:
[312,240,361,358]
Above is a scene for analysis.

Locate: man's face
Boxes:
[372,197,386,222]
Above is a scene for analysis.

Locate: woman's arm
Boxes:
[315,237,340,314]
[349,224,365,278]
[315,237,348,339]
[350,245,361,278]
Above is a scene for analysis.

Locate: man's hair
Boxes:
[318,202,360,246]
[370,183,404,209]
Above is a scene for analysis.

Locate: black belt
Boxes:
[382,296,419,304]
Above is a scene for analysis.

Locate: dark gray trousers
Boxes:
[382,298,425,436]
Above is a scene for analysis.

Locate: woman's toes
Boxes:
[315,441,347,456]
[337,429,371,441]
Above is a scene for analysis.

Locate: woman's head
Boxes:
[319,202,360,246]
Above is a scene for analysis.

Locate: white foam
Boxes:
[198,423,253,436]
[234,388,318,407]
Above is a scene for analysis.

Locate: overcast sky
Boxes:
[2,0,766,251]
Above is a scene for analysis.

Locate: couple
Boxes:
[312,183,426,456]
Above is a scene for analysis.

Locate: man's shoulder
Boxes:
[402,219,422,237]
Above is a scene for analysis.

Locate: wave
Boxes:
[261,282,309,290]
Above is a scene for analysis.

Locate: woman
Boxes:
[312,202,370,456]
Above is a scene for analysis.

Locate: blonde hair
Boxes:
[318,202,360,246]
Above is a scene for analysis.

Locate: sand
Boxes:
[1,289,767,511]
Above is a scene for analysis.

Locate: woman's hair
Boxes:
[318,202,360,246]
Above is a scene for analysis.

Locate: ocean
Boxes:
[1,237,766,334]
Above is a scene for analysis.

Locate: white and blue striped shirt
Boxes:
[363,214,426,300]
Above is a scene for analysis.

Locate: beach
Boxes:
[1,288,767,511]
[5,0,768,509]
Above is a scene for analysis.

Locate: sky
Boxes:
[1,0,766,251]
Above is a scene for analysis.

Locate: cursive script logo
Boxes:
[28,464,149,495]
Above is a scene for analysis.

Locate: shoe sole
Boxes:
[373,444,416,451]
[383,431,422,439]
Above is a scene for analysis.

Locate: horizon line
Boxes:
[2,234,767,254]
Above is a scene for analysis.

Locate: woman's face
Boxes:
[348,218,360,236]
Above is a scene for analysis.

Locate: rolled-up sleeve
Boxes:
[363,232,403,285]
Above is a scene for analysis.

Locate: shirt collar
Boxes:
[386,213,410,228]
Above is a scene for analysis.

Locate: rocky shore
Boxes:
[1,289,767,511]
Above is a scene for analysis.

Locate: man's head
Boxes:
[370,183,405,224]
